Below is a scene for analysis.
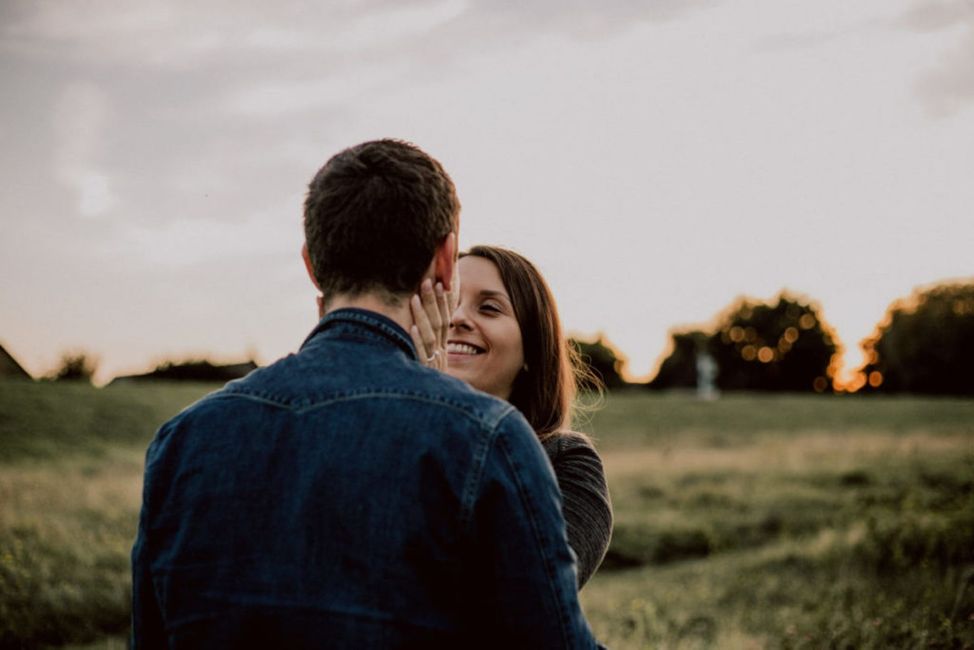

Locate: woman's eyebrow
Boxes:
[479,289,512,302]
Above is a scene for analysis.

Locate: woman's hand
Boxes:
[410,279,455,370]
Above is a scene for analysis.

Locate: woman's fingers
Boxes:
[446,281,459,318]
[420,279,442,334]
[435,282,450,346]
[410,280,450,370]
[409,292,430,361]
[411,292,444,370]
[411,294,436,352]
[409,324,428,362]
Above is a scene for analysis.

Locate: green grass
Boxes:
[1,381,972,648]
[0,380,214,463]
[0,380,216,649]
[581,391,974,648]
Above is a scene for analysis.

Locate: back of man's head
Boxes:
[304,139,460,304]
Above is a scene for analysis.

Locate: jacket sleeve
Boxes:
[545,433,613,588]
[131,517,166,649]
[130,435,168,650]
[468,411,598,649]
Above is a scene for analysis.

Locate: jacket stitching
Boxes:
[212,389,513,429]
[495,416,573,647]
[459,421,497,533]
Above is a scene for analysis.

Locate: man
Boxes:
[132,139,598,648]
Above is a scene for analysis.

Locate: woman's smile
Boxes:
[447,341,485,357]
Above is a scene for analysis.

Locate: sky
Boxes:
[1,0,972,386]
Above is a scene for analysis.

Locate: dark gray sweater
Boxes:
[541,431,613,588]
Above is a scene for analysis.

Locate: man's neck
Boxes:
[324,293,412,334]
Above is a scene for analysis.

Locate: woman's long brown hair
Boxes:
[462,246,598,439]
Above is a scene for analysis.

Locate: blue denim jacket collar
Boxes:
[302,307,418,361]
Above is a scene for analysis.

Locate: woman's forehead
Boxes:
[460,256,502,285]
[459,256,512,300]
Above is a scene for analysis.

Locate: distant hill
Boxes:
[0,342,31,380]
[110,360,257,385]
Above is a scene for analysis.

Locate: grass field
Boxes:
[1,380,972,648]
[582,393,974,648]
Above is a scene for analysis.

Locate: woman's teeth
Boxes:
[447,343,483,355]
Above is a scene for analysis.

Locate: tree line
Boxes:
[42,280,971,395]
[571,279,974,396]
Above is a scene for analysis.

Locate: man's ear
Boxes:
[433,232,457,292]
[302,244,322,291]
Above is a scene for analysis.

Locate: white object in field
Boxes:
[696,350,719,400]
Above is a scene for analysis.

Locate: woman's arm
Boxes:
[542,432,613,589]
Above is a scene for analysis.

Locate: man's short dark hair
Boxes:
[304,139,460,303]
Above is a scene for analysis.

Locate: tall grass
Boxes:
[1,380,215,648]
[0,380,213,463]
[581,392,974,648]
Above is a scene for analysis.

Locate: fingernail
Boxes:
[435,283,443,295]
[422,279,432,292]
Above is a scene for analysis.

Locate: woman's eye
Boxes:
[480,303,501,314]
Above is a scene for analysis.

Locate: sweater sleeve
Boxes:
[542,432,613,588]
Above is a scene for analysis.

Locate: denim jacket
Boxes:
[132,308,597,649]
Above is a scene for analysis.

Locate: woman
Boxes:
[409,245,612,588]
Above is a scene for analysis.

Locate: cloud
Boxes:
[331,0,469,50]
[3,0,727,130]
[52,82,118,218]
[898,0,973,30]
[76,171,116,218]
[2,0,719,70]
[0,0,466,69]
[10,0,729,231]
[898,0,974,115]
[118,208,299,270]
[1,1,178,64]
[475,0,718,34]
[748,16,888,54]
[751,30,846,52]
[915,30,974,116]
[221,59,415,117]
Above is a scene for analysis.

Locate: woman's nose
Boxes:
[450,306,472,331]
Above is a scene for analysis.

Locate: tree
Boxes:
[109,358,259,384]
[708,293,839,392]
[858,281,974,395]
[648,330,708,390]
[50,352,97,383]
[570,335,627,390]
[147,359,256,382]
